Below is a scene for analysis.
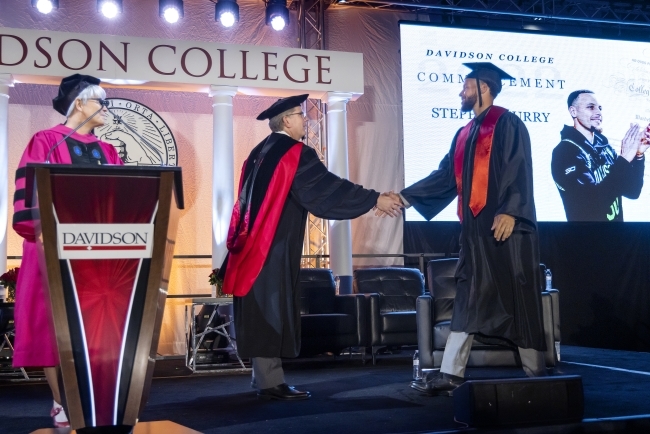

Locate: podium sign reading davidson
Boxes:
[0,27,364,97]
[57,223,154,259]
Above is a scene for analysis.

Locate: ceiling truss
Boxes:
[336,0,650,31]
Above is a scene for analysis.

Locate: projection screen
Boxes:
[400,23,650,222]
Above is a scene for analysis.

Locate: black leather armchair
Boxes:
[417,258,560,369]
[353,267,425,364]
[299,268,367,357]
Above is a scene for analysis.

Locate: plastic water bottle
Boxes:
[413,350,421,380]
[545,268,553,290]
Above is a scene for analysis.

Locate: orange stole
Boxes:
[453,106,508,221]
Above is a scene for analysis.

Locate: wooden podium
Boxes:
[25,164,198,434]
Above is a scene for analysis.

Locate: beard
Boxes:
[591,118,603,133]
[576,116,602,134]
[461,94,476,112]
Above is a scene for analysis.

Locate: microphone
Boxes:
[45,100,110,164]
[105,106,165,167]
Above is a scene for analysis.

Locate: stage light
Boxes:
[97,0,122,18]
[271,16,285,31]
[265,0,289,31]
[160,0,184,23]
[214,0,239,28]
[163,8,179,23]
[31,0,58,14]
[220,12,235,27]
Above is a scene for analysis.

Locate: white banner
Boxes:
[57,223,154,259]
[0,27,364,98]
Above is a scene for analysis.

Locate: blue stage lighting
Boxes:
[31,0,58,14]
[215,0,239,28]
[97,0,122,18]
[160,0,184,23]
[266,0,289,31]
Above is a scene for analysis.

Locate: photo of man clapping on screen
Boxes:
[552,90,650,221]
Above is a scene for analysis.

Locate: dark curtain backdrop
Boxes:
[404,221,650,352]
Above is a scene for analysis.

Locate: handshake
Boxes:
[374,191,404,218]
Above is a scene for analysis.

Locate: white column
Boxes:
[324,91,354,294]
[0,74,14,285]
[209,85,238,270]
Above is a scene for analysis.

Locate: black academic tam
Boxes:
[52,74,101,116]
[256,94,309,120]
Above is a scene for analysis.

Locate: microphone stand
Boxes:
[45,102,109,164]
[106,107,165,167]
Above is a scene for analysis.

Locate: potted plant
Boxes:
[0,267,19,303]
[208,268,228,298]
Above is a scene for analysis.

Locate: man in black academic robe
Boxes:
[222,94,402,400]
[396,63,547,395]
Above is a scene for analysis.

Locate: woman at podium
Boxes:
[11,74,123,427]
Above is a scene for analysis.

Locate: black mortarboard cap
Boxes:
[52,74,101,116]
[256,94,309,120]
[463,63,514,107]
[463,62,515,82]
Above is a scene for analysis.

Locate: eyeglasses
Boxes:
[286,112,306,119]
[89,98,109,107]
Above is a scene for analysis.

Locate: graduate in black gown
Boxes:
[221,94,402,400]
[392,63,547,395]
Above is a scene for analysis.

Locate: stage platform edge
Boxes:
[30,420,201,434]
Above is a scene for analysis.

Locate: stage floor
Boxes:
[1,346,649,434]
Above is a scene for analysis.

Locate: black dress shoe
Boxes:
[410,372,464,397]
[410,378,429,394]
[257,383,311,401]
[409,370,443,393]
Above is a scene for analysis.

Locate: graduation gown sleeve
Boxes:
[290,146,380,219]
[400,132,460,221]
[13,131,58,240]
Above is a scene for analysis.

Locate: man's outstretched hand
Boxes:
[374,191,403,218]
[491,214,515,241]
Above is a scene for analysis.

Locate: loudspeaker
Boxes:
[454,375,584,427]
